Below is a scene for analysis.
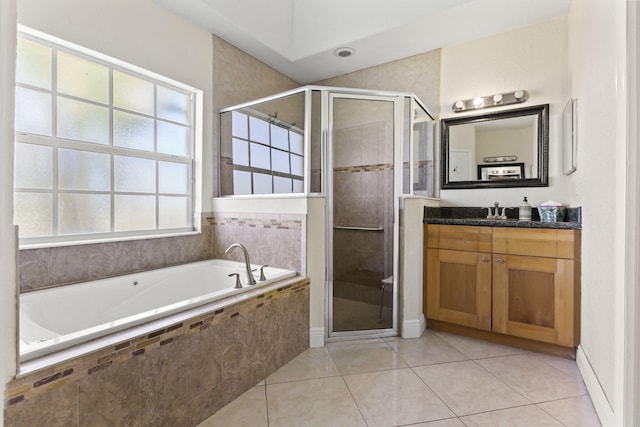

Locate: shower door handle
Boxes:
[333,225,384,231]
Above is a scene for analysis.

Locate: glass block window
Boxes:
[14,32,197,245]
[228,111,304,195]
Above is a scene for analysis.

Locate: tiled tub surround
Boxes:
[211,213,304,273]
[20,260,296,361]
[5,277,310,427]
[19,213,215,292]
[424,206,582,229]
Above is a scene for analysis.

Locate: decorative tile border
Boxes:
[210,217,302,230]
[334,163,393,173]
[5,277,309,409]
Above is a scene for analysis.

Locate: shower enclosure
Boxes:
[219,86,434,338]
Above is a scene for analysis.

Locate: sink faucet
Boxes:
[224,243,257,286]
[485,202,501,219]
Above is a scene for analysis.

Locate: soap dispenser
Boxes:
[519,196,532,221]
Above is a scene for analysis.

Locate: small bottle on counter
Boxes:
[519,196,532,221]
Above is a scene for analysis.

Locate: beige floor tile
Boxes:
[460,405,564,426]
[530,352,583,379]
[414,360,529,415]
[327,341,408,374]
[537,395,602,427]
[343,368,454,427]
[410,418,466,427]
[266,377,367,427]
[434,331,528,359]
[386,332,468,367]
[325,337,386,348]
[197,386,267,427]
[266,348,340,384]
[476,354,586,403]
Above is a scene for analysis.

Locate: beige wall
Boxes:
[212,36,299,112]
[568,0,629,424]
[440,16,570,208]
[315,50,441,116]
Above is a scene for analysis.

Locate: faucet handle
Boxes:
[259,265,269,281]
[228,273,242,289]
[252,265,269,281]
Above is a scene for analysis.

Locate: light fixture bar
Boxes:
[452,90,529,112]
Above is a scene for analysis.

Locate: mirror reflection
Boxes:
[441,104,548,189]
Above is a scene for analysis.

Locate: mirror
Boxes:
[440,104,549,189]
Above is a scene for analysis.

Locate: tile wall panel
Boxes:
[211,213,305,274]
[18,213,214,292]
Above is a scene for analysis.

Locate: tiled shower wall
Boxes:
[332,118,394,284]
[211,213,305,274]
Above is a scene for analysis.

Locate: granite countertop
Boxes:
[424,206,582,230]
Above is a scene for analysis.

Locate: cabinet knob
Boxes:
[496,258,504,263]
[481,257,488,262]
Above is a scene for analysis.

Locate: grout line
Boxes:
[252,336,596,426]
[262,383,271,427]
[469,358,532,405]
[326,341,371,426]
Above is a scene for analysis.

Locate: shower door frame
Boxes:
[325,91,404,339]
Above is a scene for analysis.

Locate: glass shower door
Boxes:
[329,94,398,335]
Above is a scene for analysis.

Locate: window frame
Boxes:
[228,109,305,196]
[14,27,203,249]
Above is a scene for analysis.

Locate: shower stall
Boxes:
[219,86,434,338]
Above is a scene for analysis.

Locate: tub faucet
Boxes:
[225,243,257,286]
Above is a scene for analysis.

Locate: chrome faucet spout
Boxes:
[224,243,257,286]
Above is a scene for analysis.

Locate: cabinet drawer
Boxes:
[427,224,492,252]
[492,228,577,259]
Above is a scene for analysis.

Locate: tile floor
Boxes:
[198,330,602,427]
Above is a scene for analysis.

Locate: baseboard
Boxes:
[309,327,325,348]
[401,315,426,339]
[576,345,614,426]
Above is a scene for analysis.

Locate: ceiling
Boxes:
[153,0,571,84]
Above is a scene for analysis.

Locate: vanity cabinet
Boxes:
[425,225,492,331]
[424,224,580,348]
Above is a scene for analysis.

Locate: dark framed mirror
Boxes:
[440,104,549,189]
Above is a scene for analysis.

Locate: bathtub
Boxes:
[19,259,297,362]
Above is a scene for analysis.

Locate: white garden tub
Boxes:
[19,259,296,361]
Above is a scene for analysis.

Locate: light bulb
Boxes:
[493,94,503,104]
[473,97,483,107]
[454,100,464,110]
[514,90,524,99]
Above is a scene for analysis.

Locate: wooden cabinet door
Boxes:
[492,254,575,346]
[426,248,492,331]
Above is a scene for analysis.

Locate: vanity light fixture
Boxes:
[452,90,529,112]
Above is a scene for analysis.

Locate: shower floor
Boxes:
[333,297,392,331]
[332,270,393,331]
